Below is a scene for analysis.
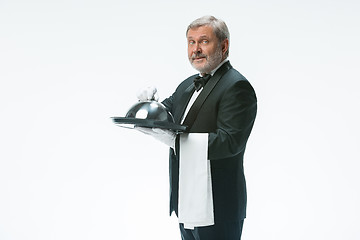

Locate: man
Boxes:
[137,16,257,239]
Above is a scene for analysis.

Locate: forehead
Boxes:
[187,25,215,39]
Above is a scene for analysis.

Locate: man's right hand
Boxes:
[136,86,159,101]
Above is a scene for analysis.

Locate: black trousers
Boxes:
[179,220,244,240]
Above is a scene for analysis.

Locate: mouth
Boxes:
[192,55,207,63]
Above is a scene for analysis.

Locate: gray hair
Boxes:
[186,15,230,57]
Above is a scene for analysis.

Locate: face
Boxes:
[187,25,228,74]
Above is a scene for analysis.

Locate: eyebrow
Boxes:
[187,35,209,40]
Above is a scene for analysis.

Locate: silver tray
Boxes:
[112,117,187,132]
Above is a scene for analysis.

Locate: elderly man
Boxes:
[138,16,257,240]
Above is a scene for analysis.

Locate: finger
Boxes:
[135,126,154,135]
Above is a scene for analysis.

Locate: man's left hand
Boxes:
[136,127,176,149]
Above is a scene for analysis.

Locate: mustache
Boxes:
[191,53,207,60]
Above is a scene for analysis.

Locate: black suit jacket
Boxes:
[162,61,257,223]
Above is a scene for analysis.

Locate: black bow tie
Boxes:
[194,74,211,91]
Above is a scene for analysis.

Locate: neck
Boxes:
[201,58,228,76]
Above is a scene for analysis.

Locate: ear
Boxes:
[222,38,229,55]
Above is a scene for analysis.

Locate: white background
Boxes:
[1,0,359,239]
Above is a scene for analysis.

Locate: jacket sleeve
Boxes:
[161,94,174,114]
[208,80,257,160]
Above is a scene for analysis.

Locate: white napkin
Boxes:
[178,133,214,229]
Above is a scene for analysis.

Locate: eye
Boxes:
[188,40,195,45]
[202,40,209,44]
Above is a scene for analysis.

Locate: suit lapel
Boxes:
[173,61,232,126]
[182,62,232,129]
[173,78,196,124]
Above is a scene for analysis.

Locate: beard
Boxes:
[189,45,223,74]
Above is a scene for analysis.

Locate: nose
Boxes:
[192,42,201,54]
